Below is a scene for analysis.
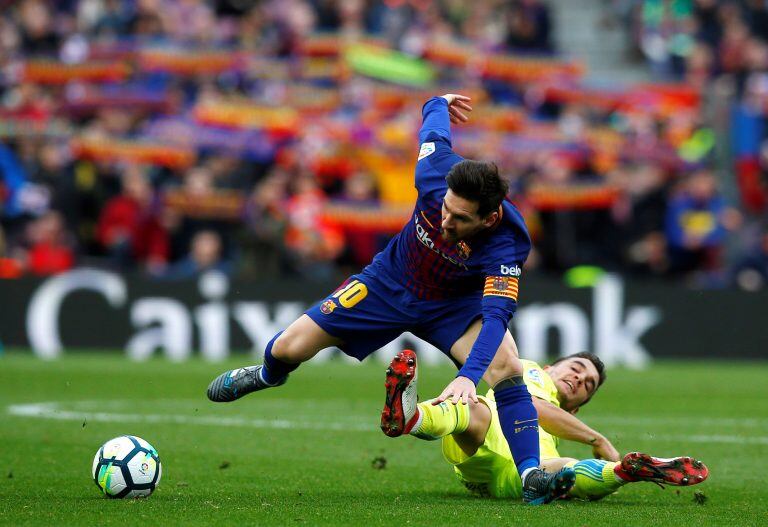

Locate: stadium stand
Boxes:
[0,0,766,289]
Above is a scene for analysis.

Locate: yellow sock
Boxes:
[411,399,470,440]
[565,459,625,501]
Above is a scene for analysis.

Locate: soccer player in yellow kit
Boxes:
[381,351,709,500]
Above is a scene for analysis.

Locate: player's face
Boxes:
[441,190,494,242]
[544,358,600,412]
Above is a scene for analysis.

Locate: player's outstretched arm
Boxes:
[434,302,512,406]
[532,397,620,461]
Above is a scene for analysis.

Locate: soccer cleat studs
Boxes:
[615,452,709,487]
[380,350,419,438]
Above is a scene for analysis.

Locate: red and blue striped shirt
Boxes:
[366,97,532,384]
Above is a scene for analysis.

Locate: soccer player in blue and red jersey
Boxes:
[207,94,575,503]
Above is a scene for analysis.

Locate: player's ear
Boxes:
[482,210,499,227]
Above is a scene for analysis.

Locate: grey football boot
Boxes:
[522,466,576,504]
[206,365,286,402]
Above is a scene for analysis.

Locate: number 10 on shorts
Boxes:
[332,280,368,308]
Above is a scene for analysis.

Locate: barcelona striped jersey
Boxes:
[365,97,532,383]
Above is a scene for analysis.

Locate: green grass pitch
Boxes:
[1,352,767,526]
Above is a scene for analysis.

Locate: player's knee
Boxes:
[466,399,489,426]
[270,331,304,363]
[462,399,491,445]
[465,398,483,418]
[272,324,327,363]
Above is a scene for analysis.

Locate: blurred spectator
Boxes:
[162,0,217,44]
[162,229,232,279]
[0,226,24,278]
[614,164,670,276]
[22,210,76,275]
[634,0,695,78]
[96,165,169,273]
[18,0,60,55]
[746,0,768,43]
[733,230,768,290]
[335,171,383,269]
[0,143,36,221]
[665,169,730,277]
[506,0,553,53]
[531,155,620,271]
[29,142,77,221]
[684,41,714,89]
[284,172,344,280]
[242,168,290,277]
[87,0,134,38]
[693,0,720,48]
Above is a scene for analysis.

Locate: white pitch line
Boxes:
[6,402,373,432]
[6,401,768,445]
[683,434,768,446]
[587,415,768,429]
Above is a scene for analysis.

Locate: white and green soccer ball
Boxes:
[92,435,162,498]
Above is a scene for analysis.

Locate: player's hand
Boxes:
[591,435,620,461]
[439,94,473,124]
[433,376,478,405]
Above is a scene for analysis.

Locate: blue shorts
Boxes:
[305,269,482,361]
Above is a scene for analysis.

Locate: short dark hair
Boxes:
[445,160,508,217]
[550,352,607,406]
[551,352,606,387]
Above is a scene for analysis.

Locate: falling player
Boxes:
[207,94,574,503]
[381,349,709,501]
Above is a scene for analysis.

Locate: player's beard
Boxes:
[442,224,484,243]
[441,229,458,242]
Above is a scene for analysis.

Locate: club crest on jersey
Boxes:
[320,299,337,314]
[493,277,507,290]
[456,241,471,260]
[418,142,435,160]
[527,368,543,387]
[500,264,522,277]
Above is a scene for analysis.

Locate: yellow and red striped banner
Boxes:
[164,190,244,220]
[71,137,196,169]
[528,183,621,210]
[192,101,299,133]
[138,49,244,75]
[22,61,131,84]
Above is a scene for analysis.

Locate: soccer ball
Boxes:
[92,435,162,498]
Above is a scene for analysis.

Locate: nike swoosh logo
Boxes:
[513,419,538,425]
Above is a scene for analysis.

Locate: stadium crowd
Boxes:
[621,0,768,289]
[0,0,766,289]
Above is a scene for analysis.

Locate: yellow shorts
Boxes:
[441,396,561,499]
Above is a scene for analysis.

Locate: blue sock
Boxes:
[261,331,298,384]
[493,378,540,479]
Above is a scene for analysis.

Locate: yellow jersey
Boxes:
[441,359,563,498]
